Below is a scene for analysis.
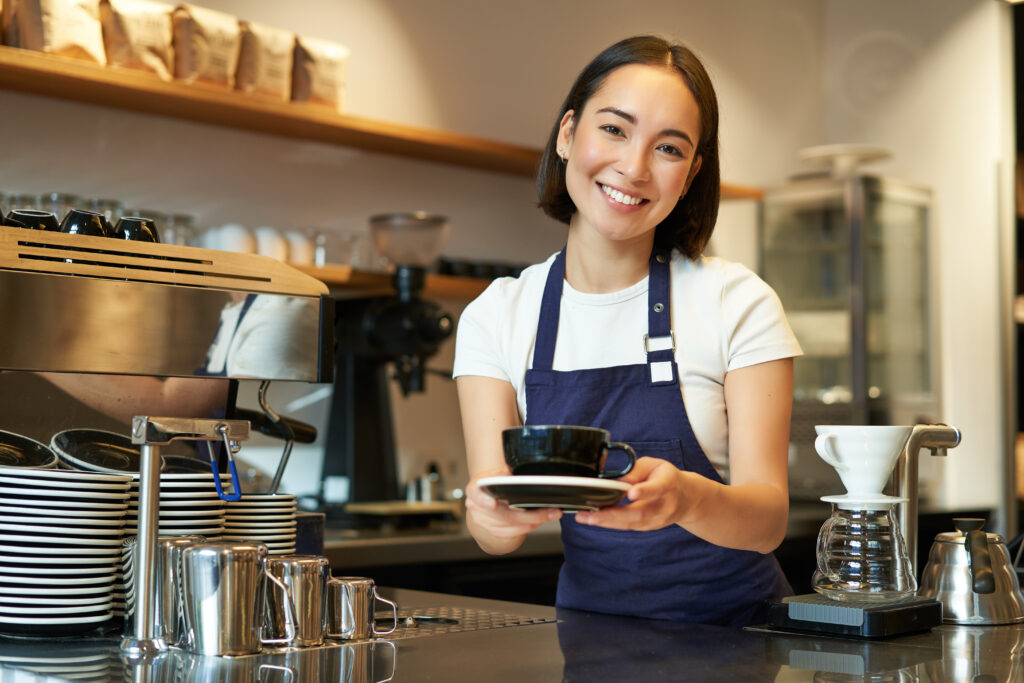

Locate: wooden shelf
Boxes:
[291,263,490,300]
[0,46,764,197]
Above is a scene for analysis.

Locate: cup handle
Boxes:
[370,589,398,636]
[327,581,356,640]
[599,442,636,479]
[260,570,297,646]
[813,433,846,471]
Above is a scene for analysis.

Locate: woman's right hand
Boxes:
[465,468,562,555]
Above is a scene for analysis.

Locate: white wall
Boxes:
[0,1,1014,514]
[821,0,1014,513]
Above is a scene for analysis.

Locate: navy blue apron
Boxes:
[524,247,791,626]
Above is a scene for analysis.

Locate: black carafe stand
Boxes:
[763,593,942,638]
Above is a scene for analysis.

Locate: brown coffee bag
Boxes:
[172,3,239,87]
[8,0,106,64]
[235,19,293,101]
[2,0,15,47]
[99,0,173,80]
[291,34,350,113]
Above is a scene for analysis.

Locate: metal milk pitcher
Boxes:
[179,541,296,656]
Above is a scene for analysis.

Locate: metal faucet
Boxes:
[891,424,961,578]
[120,417,249,659]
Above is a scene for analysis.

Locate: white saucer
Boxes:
[222,533,295,542]
[821,493,908,510]
[0,514,126,527]
[0,522,125,536]
[0,572,115,586]
[820,494,907,504]
[0,533,123,547]
[0,504,125,518]
[478,475,631,512]
[0,547,121,560]
[0,466,131,484]
[0,485,128,500]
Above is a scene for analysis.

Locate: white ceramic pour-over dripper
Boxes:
[814,425,913,499]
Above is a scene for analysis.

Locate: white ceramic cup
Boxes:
[814,425,913,497]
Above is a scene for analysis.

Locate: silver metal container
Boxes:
[918,518,1024,625]
[179,541,295,656]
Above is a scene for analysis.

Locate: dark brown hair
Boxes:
[536,35,720,259]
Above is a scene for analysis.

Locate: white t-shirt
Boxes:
[453,251,803,481]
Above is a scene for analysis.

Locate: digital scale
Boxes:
[763,593,943,639]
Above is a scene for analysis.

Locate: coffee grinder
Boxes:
[764,424,961,638]
[320,213,454,514]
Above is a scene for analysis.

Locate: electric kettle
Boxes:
[918,518,1024,625]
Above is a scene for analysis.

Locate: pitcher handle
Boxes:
[814,433,846,471]
[371,590,398,636]
[599,442,636,479]
[261,571,297,645]
[816,514,841,580]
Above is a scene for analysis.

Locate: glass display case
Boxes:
[760,174,940,499]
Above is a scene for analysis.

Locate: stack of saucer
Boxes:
[116,472,229,617]
[223,494,297,555]
[126,472,229,538]
[0,467,129,637]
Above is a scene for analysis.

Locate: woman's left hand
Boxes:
[574,456,698,531]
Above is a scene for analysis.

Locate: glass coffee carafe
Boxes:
[814,503,917,602]
[812,425,917,602]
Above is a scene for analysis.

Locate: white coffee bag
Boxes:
[291,34,350,113]
[235,19,293,101]
[100,0,173,80]
[172,3,239,87]
[10,0,107,64]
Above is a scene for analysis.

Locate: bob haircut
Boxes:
[536,35,720,260]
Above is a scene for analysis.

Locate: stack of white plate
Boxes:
[115,472,229,616]
[223,494,298,555]
[0,466,129,637]
[126,471,229,538]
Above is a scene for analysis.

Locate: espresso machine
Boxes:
[0,226,333,658]
[319,213,454,511]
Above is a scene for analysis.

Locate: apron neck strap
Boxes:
[531,246,675,371]
[531,248,566,371]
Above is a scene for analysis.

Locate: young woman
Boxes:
[453,35,802,626]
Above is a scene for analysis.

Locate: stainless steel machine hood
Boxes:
[0,226,332,382]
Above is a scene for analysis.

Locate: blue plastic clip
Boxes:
[205,425,242,502]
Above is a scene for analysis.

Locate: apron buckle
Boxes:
[643,332,675,354]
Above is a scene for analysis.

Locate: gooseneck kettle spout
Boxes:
[891,424,962,578]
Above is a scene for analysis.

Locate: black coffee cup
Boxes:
[59,208,109,237]
[502,425,636,478]
[112,216,160,243]
[3,208,60,231]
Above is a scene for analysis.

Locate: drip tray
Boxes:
[374,607,557,640]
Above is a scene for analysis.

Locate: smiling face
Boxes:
[557,63,703,249]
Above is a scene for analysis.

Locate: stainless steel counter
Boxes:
[1,588,1021,681]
